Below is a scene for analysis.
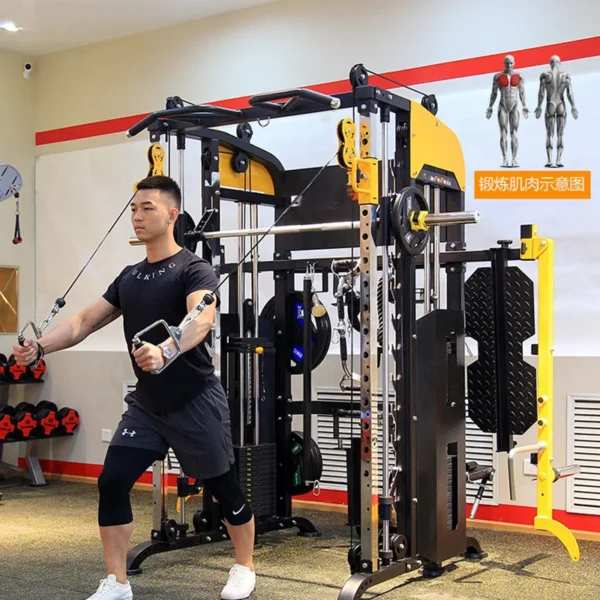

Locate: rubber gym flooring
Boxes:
[1,479,600,600]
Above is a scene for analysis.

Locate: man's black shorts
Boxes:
[110,381,235,480]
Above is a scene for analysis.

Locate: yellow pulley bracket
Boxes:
[518,224,580,562]
[336,117,379,205]
[133,143,166,192]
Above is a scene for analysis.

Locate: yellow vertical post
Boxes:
[520,225,580,561]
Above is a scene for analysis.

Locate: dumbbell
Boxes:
[34,401,60,437]
[12,402,38,439]
[0,353,7,381]
[28,358,47,381]
[0,406,16,441]
[57,407,80,434]
[4,355,29,382]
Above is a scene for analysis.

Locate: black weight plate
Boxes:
[391,186,429,256]
[260,292,331,374]
[174,211,198,253]
[287,430,323,496]
[0,406,15,416]
[14,402,35,413]
[287,292,331,374]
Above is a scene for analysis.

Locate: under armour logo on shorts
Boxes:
[122,429,137,437]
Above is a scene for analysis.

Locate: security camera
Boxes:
[23,62,32,80]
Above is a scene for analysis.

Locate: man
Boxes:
[13,176,256,600]
[486,55,529,168]
[535,55,579,167]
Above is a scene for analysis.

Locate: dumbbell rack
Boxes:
[0,379,48,487]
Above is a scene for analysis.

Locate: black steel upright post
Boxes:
[392,108,419,559]
[274,240,294,518]
[490,241,512,453]
[303,274,312,483]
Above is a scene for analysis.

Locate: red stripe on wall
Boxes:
[35,35,600,146]
[21,458,600,533]
[17,457,179,487]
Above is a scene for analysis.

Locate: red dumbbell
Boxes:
[57,407,80,434]
[0,407,16,441]
[35,401,60,437]
[28,359,47,381]
[13,403,38,439]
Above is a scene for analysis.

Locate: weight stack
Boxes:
[234,444,277,519]
[415,309,466,565]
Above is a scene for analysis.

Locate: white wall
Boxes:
[9,0,600,520]
[0,48,36,466]
[0,49,35,342]
[33,0,600,136]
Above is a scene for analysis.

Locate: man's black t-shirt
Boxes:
[103,248,219,414]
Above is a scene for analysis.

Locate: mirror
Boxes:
[0,266,19,334]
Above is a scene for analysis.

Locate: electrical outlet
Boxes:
[102,429,112,443]
[523,457,537,477]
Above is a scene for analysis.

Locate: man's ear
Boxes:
[169,207,180,225]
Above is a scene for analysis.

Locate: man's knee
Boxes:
[98,467,134,527]
[204,464,254,527]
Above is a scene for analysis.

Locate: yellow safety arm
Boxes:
[520,224,580,562]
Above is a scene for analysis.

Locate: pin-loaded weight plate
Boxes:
[391,186,429,256]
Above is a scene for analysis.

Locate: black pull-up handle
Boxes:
[249,88,341,113]
[127,104,243,138]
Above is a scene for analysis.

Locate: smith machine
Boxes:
[125,64,581,598]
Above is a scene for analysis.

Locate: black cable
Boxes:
[363,68,427,98]
[60,192,137,301]
[208,149,339,300]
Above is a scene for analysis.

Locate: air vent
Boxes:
[465,398,497,505]
[567,394,600,515]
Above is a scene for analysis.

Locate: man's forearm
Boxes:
[161,317,213,356]
[38,314,92,354]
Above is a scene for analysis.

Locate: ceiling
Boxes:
[0,0,276,55]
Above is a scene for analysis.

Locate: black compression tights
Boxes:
[97,446,252,527]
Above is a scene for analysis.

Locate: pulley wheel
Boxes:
[349,64,369,89]
[391,186,430,256]
[174,211,198,253]
[288,430,323,496]
[236,122,253,142]
[421,94,439,115]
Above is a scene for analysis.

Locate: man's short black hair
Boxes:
[136,175,181,210]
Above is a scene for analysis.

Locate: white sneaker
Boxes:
[220,564,256,600]
[86,574,133,600]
